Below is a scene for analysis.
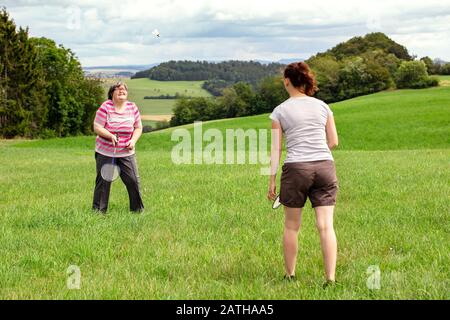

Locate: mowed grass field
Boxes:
[437,75,450,86]
[101,78,211,117]
[0,86,449,299]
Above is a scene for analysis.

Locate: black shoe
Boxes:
[322,280,337,289]
[283,275,296,282]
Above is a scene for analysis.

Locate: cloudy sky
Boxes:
[4,0,450,67]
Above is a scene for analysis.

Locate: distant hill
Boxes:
[132,60,284,81]
[83,64,160,78]
[433,58,448,66]
[83,64,159,71]
[303,32,434,103]
[320,32,412,61]
[253,58,304,65]
[277,58,305,64]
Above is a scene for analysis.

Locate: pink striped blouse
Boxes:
[94,100,142,157]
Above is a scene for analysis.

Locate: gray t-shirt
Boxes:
[269,96,334,163]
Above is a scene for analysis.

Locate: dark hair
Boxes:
[283,62,318,96]
[108,82,128,100]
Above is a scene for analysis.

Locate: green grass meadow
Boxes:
[0,86,449,299]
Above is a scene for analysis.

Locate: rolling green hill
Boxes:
[1,86,449,299]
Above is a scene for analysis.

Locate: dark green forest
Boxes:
[0,8,104,138]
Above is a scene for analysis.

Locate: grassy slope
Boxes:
[0,87,449,299]
[17,86,450,152]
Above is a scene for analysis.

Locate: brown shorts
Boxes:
[280,160,338,208]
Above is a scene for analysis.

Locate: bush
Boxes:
[38,128,57,139]
[308,52,395,102]
[202,79,231,96]
[170,97,219,126]
[395,61,433,89]
[336,57,392,100]
[427,77,440,87]
[308,55,341,103]
[420,56,440,75]
[142,125,153,133]
[156,121,170,130]
[254,76,289,114]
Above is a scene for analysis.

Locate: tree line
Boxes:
[419,56,450,75]
[170,33,441,126]
[170,79,288,126]
[305,32,439,102]
[0,8,104,138]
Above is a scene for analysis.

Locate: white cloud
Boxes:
[3,0,450,66]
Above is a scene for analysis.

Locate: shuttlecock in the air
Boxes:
[152,29,160,37]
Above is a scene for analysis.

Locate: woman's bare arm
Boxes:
[268,120,283,200]
[325,114,339,150]
[94,123,117,145]
[130,127,142,143]
[270,120,283,175]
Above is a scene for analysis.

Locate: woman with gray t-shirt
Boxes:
[268,62,339,288]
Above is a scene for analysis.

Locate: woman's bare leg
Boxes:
[314,206,337,281]
[283,206,302,276]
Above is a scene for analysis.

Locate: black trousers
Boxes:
[93,152,145,213]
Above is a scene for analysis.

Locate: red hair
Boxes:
[284,62,318,96]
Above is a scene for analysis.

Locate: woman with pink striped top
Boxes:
[92,82,144,213]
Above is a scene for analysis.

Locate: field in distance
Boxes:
[101,78,211,121]
[437,75,450,86]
